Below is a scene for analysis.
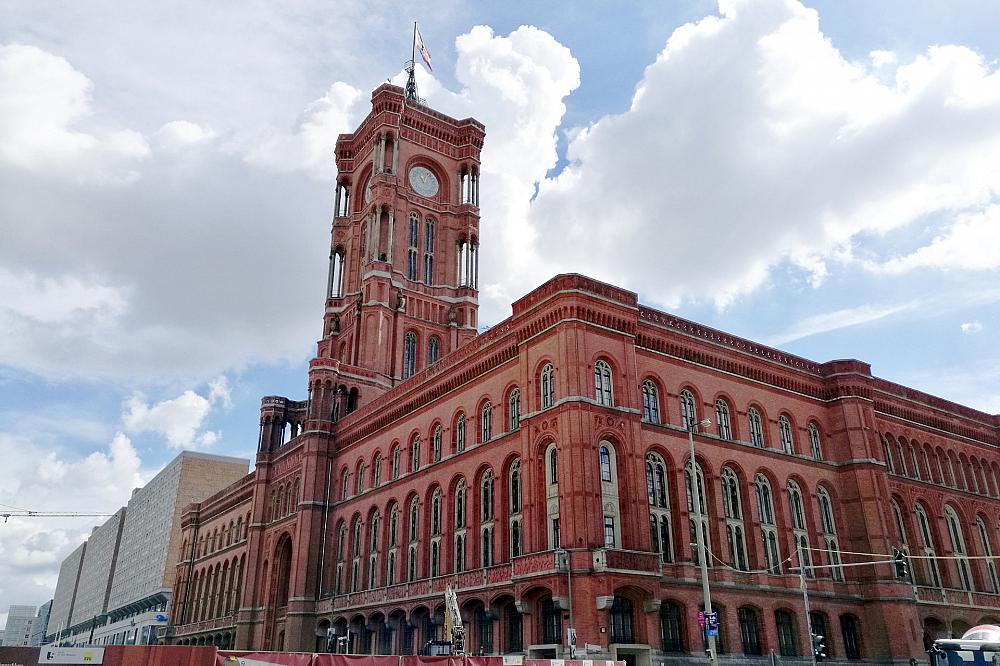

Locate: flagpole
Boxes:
[412,22,417,65]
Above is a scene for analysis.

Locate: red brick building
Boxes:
[166,84,1000,665]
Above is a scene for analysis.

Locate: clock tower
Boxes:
[309,84,485,421]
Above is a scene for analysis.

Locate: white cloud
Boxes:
[154,120,216,151]
[121,380,229,449]
[0,43,150,184]
[0,432,148,608]
[767,301,916,346]
[961,320,983,334]
[877,204,1000,274]
[523,0,1000,309]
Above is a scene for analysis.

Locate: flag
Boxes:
[415,25,433,71]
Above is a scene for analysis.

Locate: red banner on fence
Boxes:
[216,652,315,666]
[314,656,399,666]
[105,646,218,666]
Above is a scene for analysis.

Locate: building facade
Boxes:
[2,606,37,647]
[165,85,1000,665]
[30,601,52,647]
[48,451,248,646]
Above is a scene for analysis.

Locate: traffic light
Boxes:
[812,633,827,662]
[893,548,910,580]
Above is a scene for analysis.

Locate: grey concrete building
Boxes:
[30,601,52,646]
[48,542,86,640]
[47,451,248,646]
[2,605,37,647]
[70,508,126,627]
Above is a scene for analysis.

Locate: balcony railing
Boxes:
[915,586,1000,609]
[333,562,513,610]
[170,613,237,636]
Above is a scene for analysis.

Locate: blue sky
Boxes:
[1,0,998,618]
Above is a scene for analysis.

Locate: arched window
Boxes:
[548,447,558,484]
[408,499,419,543]
[716,399,732,440]
[427,337,440,365]
[455,413,466,453]
[916,504,942,587]
[431,489,442,536]
[455,478,467,527]
[410,436,421,472]
[599,443,621,548]
[808,423,823,460]
[680,389,697,430]
[432,426,443,463]
[891,500,909,546]
[540,598,562,645]
[508,388,521,431]
[423,218,435,286]
[407,213,419,281]
[402,332,417,379]
[407,545,417,582]
[945,506,973,591]
[594,360,613,406]
[778,416,794,454]
[355,462,366,495]
[755,474,781,573]
[481,470,495,522]
[391,445,400,480]
[840,614,861,660]
[817,487,843,580]
[660,602,684,652]
[788,481,812,577]
[540,363,555,409]
[722,467,748,570]
[600,446,613,482]
[335,524,347,594]
[388,504,399,547]
[351,518,362,592]
[739,607,762,656]
[685,460,710,565]
[775,610,797,656]
[883,437,896,474]
[977,518,999,593]
[647,453,672,562]
[545,443,560,549]
[610,596,634,644]
[480,402,492,442]
[748,407,765,447]
[340,469,350,501]
[373,454,383,487]
[368,512,380,588]
[642,380,660,423]
[509,460,522,514]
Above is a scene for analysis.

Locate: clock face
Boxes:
[408,166,439,198]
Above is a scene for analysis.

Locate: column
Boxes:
[374,207,383,260]
[326,252,335,299]
[392,136,399,174]
[334,183,342,217]
[386,211,395,264]
[473,244,479,289]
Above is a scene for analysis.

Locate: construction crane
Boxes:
[1,510,115,523]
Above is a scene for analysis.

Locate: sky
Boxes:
[1,0,999,624]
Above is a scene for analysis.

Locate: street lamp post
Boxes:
[688,418,716,666]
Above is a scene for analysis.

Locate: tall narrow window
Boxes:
[481,470,495,522]
[945,506,974,591]
[432,426,442,462]
[788,481,812,577]
[716,399,733,440]
[661,603,684,653]
[410,436,420,472]
[481,527,494,567]
[368,512,380,589]
[427,337,440,365]
[977,518,999,593]
[600,446,613,482]
[680,389,697,430]
[508,389,521,431]
[642,380,660,423]
[646,453,672,562]
[722,467,748,570]
[685,460,710,565]
[916,504,942,587]
[739,607,762,656]
[403,332,417,379]
[456,413,466,452]
[373,454,383,487]
[341,469,350,501]
[604,516,616,548]
[778,416,794,454]
[840,615,861,660]
[775,610,797,657]
[431,489,442,536]
[817,487,843,581]
[599,442,622,550]
[355,462,366,495]
[480,402,493,443]
[540,364,555,409]
[423,218,435,285]
[407,213,419,281]
[545,443,560,550]
[748,407,765,447]
[808,423,823,460]
[594,360,613,406]
[510,460,522,558]
[391,445,400,480]
[456,479,467,527]
[455,534,466,572]
[756,474,781,573]
[455,478,467,572]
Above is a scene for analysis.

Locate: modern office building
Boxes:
[30,601,52,646]
[47,451,248,646]
[1,605,37,647]
[163,83,1000,664]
